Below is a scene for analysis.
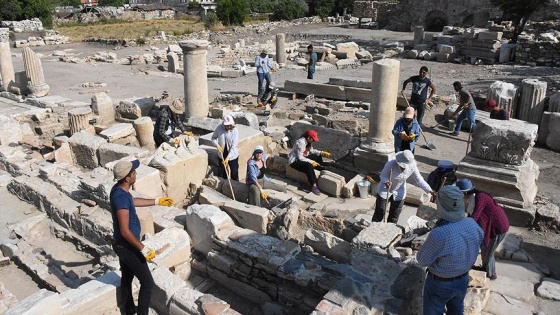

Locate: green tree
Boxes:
[334,0,354,15]
[55,0,82,7]
[216,0,248,26]
[311,0,334,18]
[271,0,308,21]
[19,0,55,28]
[491,0,550,42]
[249,0,276,13]
[204,12,219,29]
[0,0,23,22]
[98,0,126,6]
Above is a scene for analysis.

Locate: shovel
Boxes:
[419,125,436,151]
[219,149,236,201]
[383,169,393,223]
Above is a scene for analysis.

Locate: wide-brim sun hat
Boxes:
[114,159,140,181]
[223,114,235,126]
[169,99,184,114]
[436,185,466,222]
[456,178,475,193]
[395,150,416,168]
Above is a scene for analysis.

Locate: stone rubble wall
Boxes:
[1,19,43,32]
[515,35,560,67]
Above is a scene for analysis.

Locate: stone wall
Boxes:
[515,35,560,67]
[1,19,43,32]
[121,9,176,20]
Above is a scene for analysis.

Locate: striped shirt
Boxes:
[417,218,483,278]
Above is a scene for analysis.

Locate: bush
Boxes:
[311,0,335,18]
[249,0,276,13]
[204,12,219,30]
[135,37,146,45]
[216,0,248,26]
[271,0,308,21]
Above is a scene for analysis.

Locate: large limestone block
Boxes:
[68,131,107,169]
[5,289,61,315]
[352,223,402,249]
[137,209,155,238]
[59,271,120,315]
[115,97,155,122]
[483,292,533,314]
[311,196,376,217]
[221,200,270,234]
[464,287,490,315]
[536,277,560,301]
[342,174,363,198]
[91,92,114,124]
[304,229,351,263]
[456,156,538,226]
[290,122,360,160]
[470,120,537,165]
[144,227,191,268]
[336,42,359,59]
[226,234,301,269]
[168,287,204,315]
[199,125,265,181]
[0,115,34,145]
[285,162,319,183]
[149,147,208,203]
[186,204,236,255]
[199,185,233,207]
[545,112,560,150]
[317,170,346,197]
[99,123,135,142]
[151,267,187,314]
[490,275,535,301]
[221,178,249,202]
[495,261,543,284]
[133,163,164,198]
[98,143,149,166]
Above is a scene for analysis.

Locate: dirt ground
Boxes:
[8,22,560,282]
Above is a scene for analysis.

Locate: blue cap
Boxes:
[456,178,475,193]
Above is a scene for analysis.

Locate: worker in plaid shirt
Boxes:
[153,98,186,147]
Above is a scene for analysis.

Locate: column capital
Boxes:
[179,40,209,53]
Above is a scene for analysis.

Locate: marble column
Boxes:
[179,40,209,118]
[353,59,400,173]
[167,52,179,73]
[0,28,15,92]
[487,80,518,118]
[133,117,156,150]
[413,26,424,45]
[68,107,93,135]
[517,78,547,124]
[22,47,50,97]
[276,33,286,66]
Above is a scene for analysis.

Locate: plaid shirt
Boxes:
[153,107,185,146]
[417,218,483,278]
[472,192,510,247]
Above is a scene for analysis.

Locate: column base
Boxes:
[28,83,50,97]
[456,155,539,226]
[353,141,395,174]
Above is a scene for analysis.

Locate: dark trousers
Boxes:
[289,154,323,186]
[257,72,271,101]
[219,157,239,181]
[113,243,154,315]
[411,101,426,125]
[372,194,404,223]
[307,67,315,79]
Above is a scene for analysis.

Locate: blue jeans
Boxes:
[455,109,476,133]
[257,72,271,101]
[410,101,425,125]
[307,67,315,79]
[113,243,154,315]
[423,272,468,315]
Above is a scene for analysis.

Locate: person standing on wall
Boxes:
[401,66,436,125]
[110,160,174,315]
[212,114,240,181]
[307,45,317,80]
[255,49,273,107]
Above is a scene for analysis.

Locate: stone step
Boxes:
[495,260,544,285]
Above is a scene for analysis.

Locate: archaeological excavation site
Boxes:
[0,0,560,314]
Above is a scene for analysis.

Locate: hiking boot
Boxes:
[311,186,321,195]
[451,131,459,136]
[489,274,497,280]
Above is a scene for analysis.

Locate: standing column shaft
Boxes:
[276,33,286,65]
[369,59,400,143]
[22,47,50,97]
[180,40,209,118]
[413,26,424,45]
[0,28,15,92]
[518,78,547,124]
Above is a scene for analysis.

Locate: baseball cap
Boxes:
[114,160,140,181]
[404,107,414,119]
[223,114,235,126]
[253,145,264,155]
[307,130,319,142]
[456,178,475,193]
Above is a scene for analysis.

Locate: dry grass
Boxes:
[54,18,205,42]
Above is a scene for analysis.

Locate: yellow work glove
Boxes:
[141,245,156,261]
[223,158,229,167]
[311,161,320,168]
[271,97,276,103]
[173,138,180,147]
[156,196,174,206]
[217,145,223,154]
[408,133,416,141]
[399,132,408,140]
[260,191,268,199]
[183,131,194,136]
[322,151,332,158]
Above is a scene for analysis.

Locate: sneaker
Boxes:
[489,274,497,280]
[311,186,321,195]
[451,131,459,136]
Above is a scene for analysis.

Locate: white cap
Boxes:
[223,114,235,126]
